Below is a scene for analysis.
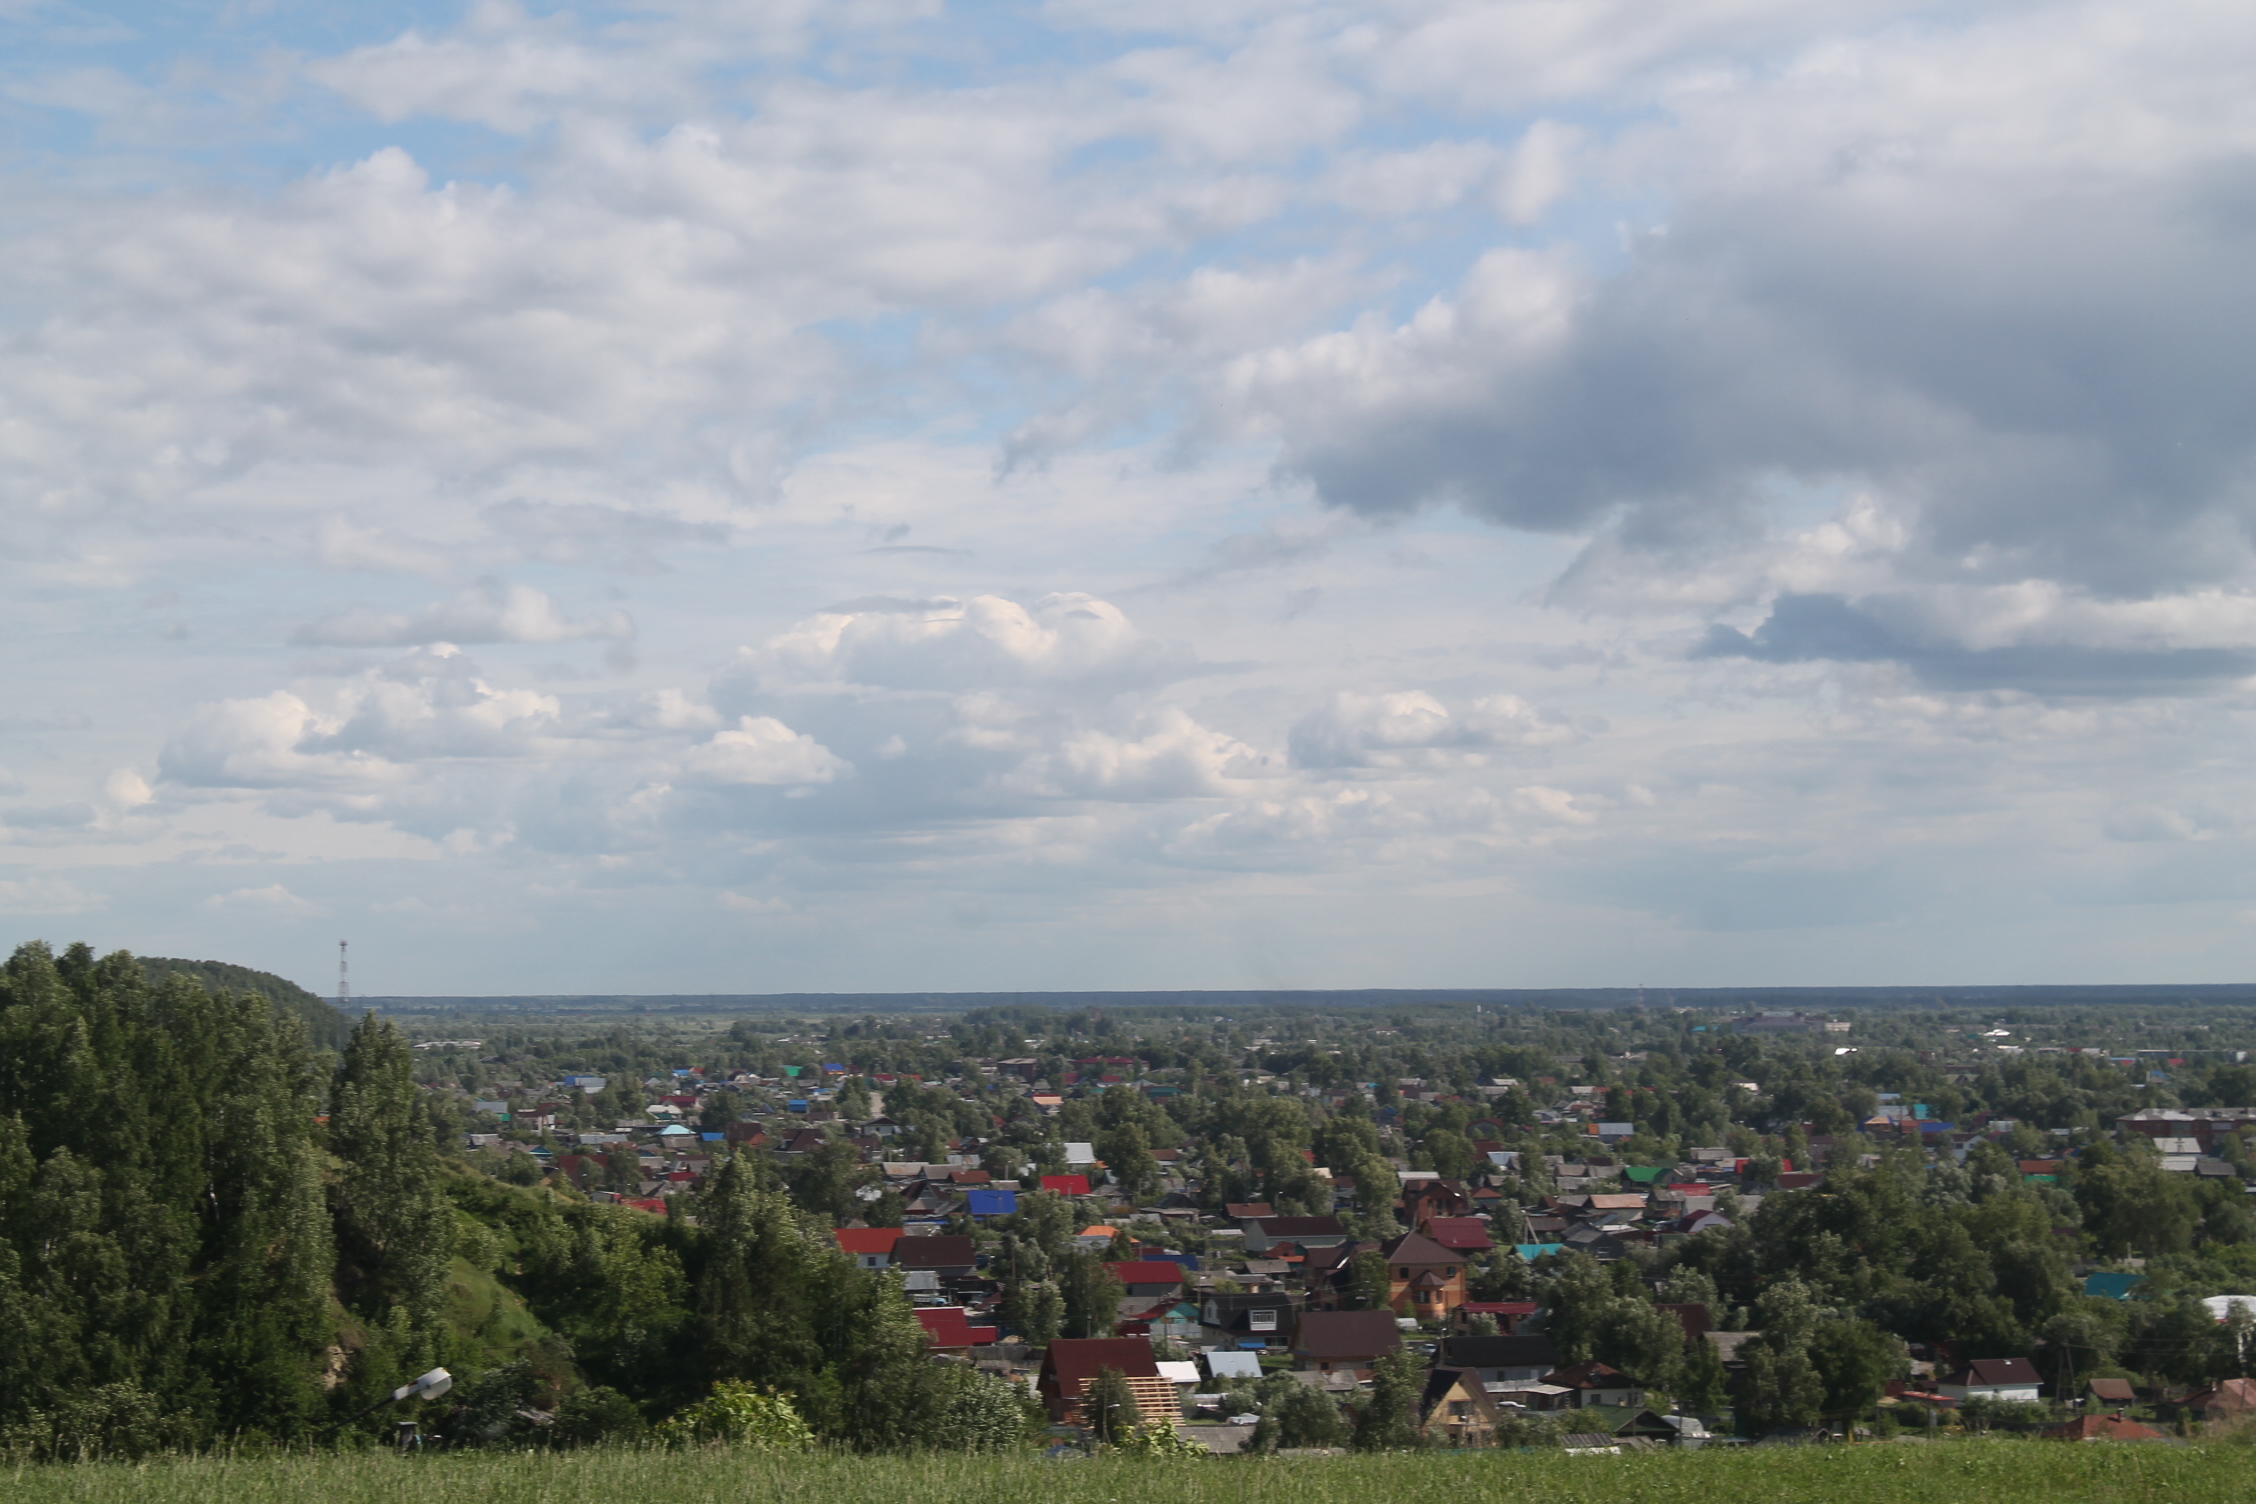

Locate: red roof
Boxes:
[1421,1217,1495,1252]
[834,1227,905,1256]
[623,1197,668,1214]
[1106,1262,1187,1287]
[913,1307,999,1347]
[1042,1174,1092,1196]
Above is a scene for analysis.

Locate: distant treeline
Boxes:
[361,983,2256,1017]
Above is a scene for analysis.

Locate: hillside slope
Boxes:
[141,954,352,1049]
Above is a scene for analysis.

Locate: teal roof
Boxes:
[2084,1271,2146,1301]
[1513,1243,1566,1260]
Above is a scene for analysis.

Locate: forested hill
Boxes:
[140,954,349,1049]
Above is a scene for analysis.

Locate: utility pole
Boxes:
[338,939,351,1008]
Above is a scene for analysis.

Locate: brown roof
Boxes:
[2042,1414,2162,1442]
[1042,1336,1159,1392]
[894,1235,977,1269]
[2086,1378,2136,1402]
[1379,1230,1459,1266]
[1293,1309,1404,1360]
[1420,1216,1494,1252]
[1252,1216,1348,1238]
[1225,1202,1275,1219]
[1544,1360,1634,1390]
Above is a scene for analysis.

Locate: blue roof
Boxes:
[967,1188,1019,1216]
[700,1132,725,1142]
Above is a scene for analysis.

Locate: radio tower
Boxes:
[339,939,351,1009]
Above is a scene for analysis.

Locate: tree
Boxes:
[1251,1376,1347,1451]
[1352,1348,1426,1451]
[1343,1249,1393,1311]
[1060,1250,1123,1339]
[331,1012,454,1347]
[1805,1318,1906,1418]
[1084,1366,1142,1443]
[1737,1338,1825,1434]
[1001,1277,1063,1343]
[1097,1122,1161,1206]
[1676,1331,1730,1415]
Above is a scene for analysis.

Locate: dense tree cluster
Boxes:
[0,944,1029,1459]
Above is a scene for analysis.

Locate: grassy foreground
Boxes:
[3,1442,2252,1504]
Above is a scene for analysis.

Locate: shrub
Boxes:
[551,1387,645,1449]
[655,1382,814,1450]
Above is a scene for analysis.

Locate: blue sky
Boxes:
[6,0,2256,995]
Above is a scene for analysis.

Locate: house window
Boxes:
[1446,1268,1456,1277]
[1250,1310,1278,1332]
[1397,1268,1408,1279]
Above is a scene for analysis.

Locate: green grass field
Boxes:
[2,1442,2249,1504]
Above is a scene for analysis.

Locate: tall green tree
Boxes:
[330,1012,453,1348]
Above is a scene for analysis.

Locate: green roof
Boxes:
[1623,1166,1666,1184]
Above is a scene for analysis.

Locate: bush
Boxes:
[551,1387,645,1449]
[1112,1421,1208,1457]
[1,1382,195,1462]
[655,1382,814,1450]
[932,1366,1034,1453]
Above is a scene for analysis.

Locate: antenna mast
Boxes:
[339,939,351,1008]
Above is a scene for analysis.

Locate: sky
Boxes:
[5,0,2256,996]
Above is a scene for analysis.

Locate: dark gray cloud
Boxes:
[1258,170,2256,599]
[1698,593,2256,696]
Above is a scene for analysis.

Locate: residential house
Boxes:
[1291,1309,1403,1377]
[1242,1215,1350,1255]
[894,1235,979,1279]
[965,1187,1018,1219]
[1938,1358,2043,1402]
[912,1306,998,1356]
[834,1227,904,1269]
[1036,1337,1174,1426]
[1617,1410,1708,1447]
[2085,1378,2136,1410]
[1419,1216,1495,1255]
[1543,1361,1646,1410]
[1437,1333,1562,1384]
[1418,1368,1498,1447]
[1402,1179,1472,1226]
[1202,1349,1263,1383]
[1377,1229,1469,1319]
[1200,1289,1301,1348]
[1108,1262,1188,1298]
[2182,1377,2256,1424]
[1450,1301,1538,1334]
